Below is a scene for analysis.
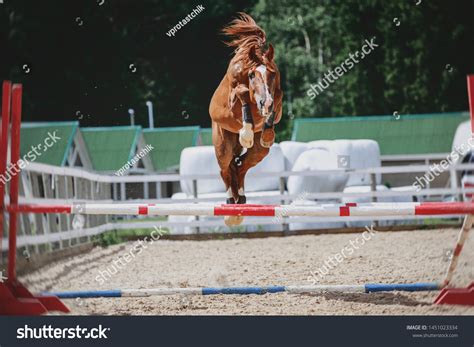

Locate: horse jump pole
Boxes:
[7,84,22,281]
[433,74,474,305]
[0,82,11,259]
[44,283,442,299]
[0,82,69,315]
[8,201,474,217]
[9,199,474,304]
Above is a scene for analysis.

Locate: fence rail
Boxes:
[23,161,474,182]
[2,161,474,256]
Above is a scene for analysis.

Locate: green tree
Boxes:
[253,0,474,140]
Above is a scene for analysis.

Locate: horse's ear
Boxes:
[249,46,263,64]
[265,43,274,62]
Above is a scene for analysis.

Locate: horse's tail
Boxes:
[222,12,266,49]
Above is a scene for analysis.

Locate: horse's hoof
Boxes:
[260,128,275,148]
[224,215,244,226]
[241,138,253,149]
[239,123,254,149]
[224,216,234,226]
[233,216,244,225]
[237,195,246,204]
[226,197,236,204]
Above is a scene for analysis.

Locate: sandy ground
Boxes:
[22,227,474,315]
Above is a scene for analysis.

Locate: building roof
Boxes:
[291,112,470,155]
[81,126,141,171]
[20,121,79,166]
[142,126,200,171]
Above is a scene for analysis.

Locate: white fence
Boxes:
[2,160,474,252]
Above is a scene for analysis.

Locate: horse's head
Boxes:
[247,44,278,119]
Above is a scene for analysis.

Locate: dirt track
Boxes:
[22,227,474,315]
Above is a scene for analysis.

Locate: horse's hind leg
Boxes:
[226,157,245,226]
[233,149,249,204]
[236,132,270,203]
[224,161,245,226]
[213,124,244,226]
[213,124,236,203]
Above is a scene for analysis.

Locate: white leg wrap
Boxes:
[239,122,254,148]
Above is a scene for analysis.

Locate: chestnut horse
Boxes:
[209,13,283,226]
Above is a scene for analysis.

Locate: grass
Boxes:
[422,217,461,226]
[93,226,170,247]
[114,216,167,223]
[91,217,460,247]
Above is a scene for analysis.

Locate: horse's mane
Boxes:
[222,13,268,70]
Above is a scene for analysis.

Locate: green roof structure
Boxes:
[199,128,213,146]
[81,126,141,172]
[20,122,80,166]
[291,112,470,155]
[143,126,200,171]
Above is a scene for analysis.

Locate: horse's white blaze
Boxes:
[256,64,272,108]
[256,64,267,77]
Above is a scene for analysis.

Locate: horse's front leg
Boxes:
[260,88,282,148]
[231,84,254,149]
[260,112,275,148]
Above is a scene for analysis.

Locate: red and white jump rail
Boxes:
[8,201,474,217]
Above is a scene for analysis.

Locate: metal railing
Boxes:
[3,161,474,251]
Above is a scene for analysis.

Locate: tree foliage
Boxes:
[0,0,472,140]
[253,0,473,140]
